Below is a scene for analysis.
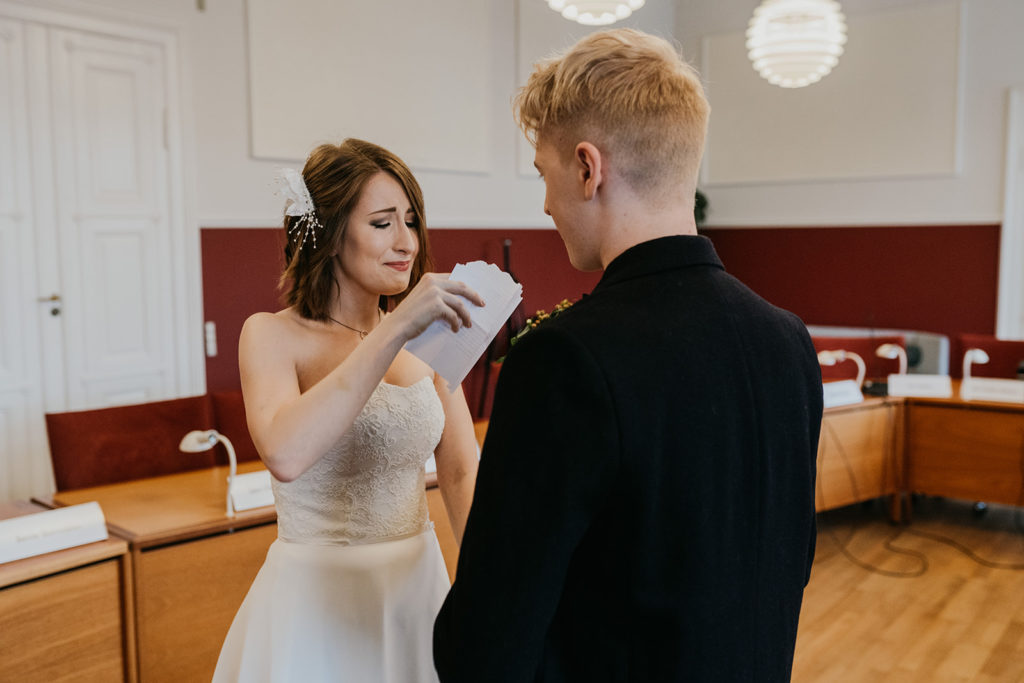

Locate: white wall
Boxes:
[31,0,675,230]
[25,0,1022,229]
[676,0,1024,227]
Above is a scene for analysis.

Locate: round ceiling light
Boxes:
[746,0,847,88]
[546,1,646,26]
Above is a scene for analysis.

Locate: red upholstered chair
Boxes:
[953,334,1024,379]
[45,395,216,491]
[811,335,907,383]
[210,390,261,463]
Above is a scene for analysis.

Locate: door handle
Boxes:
[37,293,62,316]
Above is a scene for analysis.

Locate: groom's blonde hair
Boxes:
[514,29,709,199]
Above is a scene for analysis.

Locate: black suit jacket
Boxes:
[434,236,822,682]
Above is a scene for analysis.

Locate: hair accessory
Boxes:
[276,167,324,250]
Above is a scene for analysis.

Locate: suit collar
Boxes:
[594,235,723,292]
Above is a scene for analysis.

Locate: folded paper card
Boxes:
[229,470,276,511]
[0,501,108,564]
[887,374,953,398]
[405,261,522,391]
[822,380,864,408]
[960,377,1024,403]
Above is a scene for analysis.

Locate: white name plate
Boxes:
[960,377,1024,403]
[230,470,276,511]
[0,502,108,565]
[887,374,953,398]
[822,380,864,408]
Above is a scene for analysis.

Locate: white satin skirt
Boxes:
[212,528,450,682]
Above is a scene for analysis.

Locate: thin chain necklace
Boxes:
[328,309,381,340]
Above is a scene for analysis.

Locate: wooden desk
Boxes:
[34,460,463,681]
[0,501,131,681]
[35,461,277,683]
[906,385,1024,506]
[817,397,904,517]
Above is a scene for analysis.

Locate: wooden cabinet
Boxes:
[0,502,131,681]
[36,462,277,682]
[906,399,1024,505]
[816,398,903,513]
[134,524,277,682]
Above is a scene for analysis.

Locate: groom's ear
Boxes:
[574,142,603,201]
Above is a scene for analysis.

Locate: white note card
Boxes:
[822,380,865,408]
[0,502,108,565]
[887,374,953,398]
[960,377,1024,404]
[230,470,276,511]
[405,262,523,391]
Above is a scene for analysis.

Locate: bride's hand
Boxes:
[388,273,485,341]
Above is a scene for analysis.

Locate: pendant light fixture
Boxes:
[546,0,645,26]
[746,0,847,88]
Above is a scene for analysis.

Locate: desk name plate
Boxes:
[960,377,1024,403]
[822,380,865,408]
[0,501,108,564]
[887,374,953,398]
[230,470,276,511]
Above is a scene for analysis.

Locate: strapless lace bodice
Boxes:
[272,377,444,545]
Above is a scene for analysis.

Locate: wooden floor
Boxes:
[793,498,1024,682]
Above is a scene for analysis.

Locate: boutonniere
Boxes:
[509,298,575,349]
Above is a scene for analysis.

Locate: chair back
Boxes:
[953,333,1024,379]
[45,395,216,491]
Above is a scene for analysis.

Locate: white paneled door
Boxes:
[49,28,177,407]
[0,6,195,501]
[0,16,50,502]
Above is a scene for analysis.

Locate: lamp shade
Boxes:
[875,343,908,375]
[746,0,847,88]
[546,0,644,26]
[962,348,990,381]
[180,429,238,518]
[817,349,866,388]
[179,429,219,453]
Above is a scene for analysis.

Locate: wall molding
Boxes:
[997,86,1024,340]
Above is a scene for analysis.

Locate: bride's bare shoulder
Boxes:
[240,308,313,349]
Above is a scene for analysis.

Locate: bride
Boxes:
[212,139,483,682]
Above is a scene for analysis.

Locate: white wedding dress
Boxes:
[212,377,449,682]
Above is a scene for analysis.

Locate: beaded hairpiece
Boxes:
[276,167,324,250]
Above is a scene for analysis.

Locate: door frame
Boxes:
[0,0,205,399]
[997,86,1024,340]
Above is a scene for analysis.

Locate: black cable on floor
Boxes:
[817,416,928,578]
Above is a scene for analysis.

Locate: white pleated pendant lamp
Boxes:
[546,0,645,26]
[746,0,847,88]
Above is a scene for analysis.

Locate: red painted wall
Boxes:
[702,225,1000,340]
[201,228,286,392]
[202,224,1001,411]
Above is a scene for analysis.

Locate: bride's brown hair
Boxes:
[280,139,432,321]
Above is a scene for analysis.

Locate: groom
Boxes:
[434,29,822,682]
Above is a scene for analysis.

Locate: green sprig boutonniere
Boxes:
[509,298,575,350]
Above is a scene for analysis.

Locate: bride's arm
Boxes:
[432,376,479,544]
[242,274,483,482]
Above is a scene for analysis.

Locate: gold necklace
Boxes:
[328,309,381,339]
[328,316,368,339]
